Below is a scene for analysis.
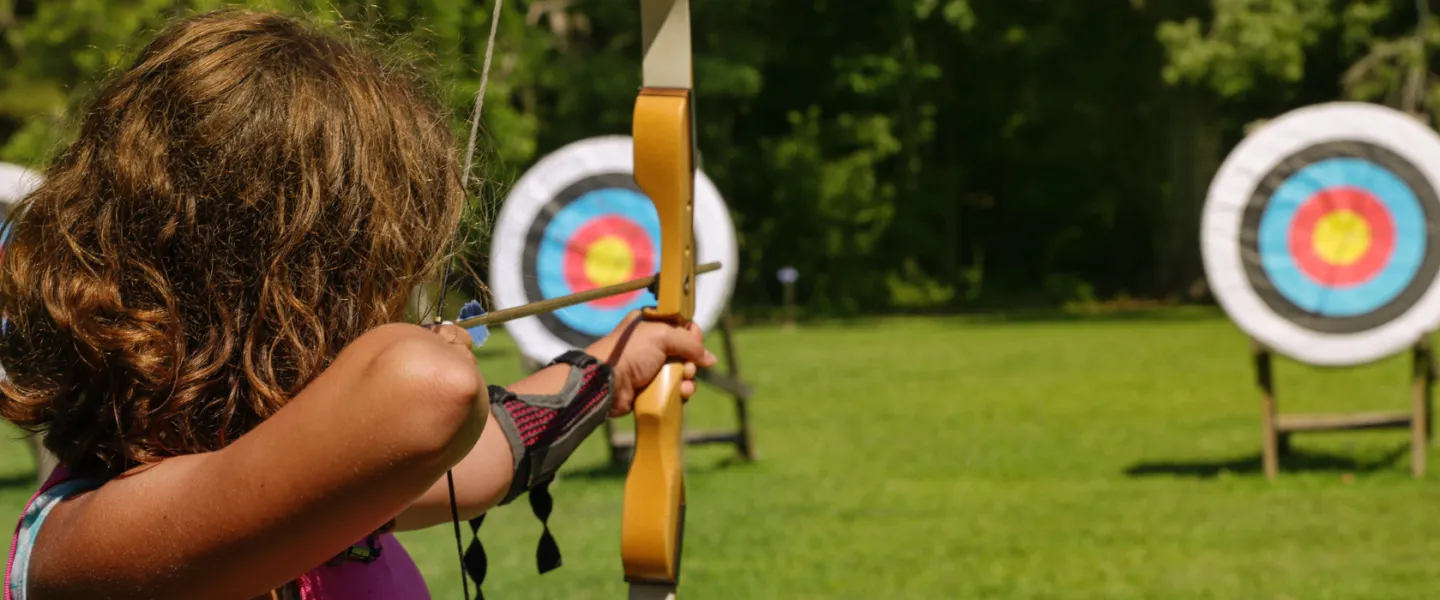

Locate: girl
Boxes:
[0,9,714,600]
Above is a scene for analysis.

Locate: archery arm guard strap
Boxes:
[462,350,614,596]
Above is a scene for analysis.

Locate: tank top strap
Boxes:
[6,467,101,600]
[2,467,427,600]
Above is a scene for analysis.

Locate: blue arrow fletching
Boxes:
[457,300,489,348]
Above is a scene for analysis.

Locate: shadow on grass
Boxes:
[562,454,756,482]
[0,471,34,490]
[471,347,510,360]
[1123,445,1408,478]
[770,305,1227,332]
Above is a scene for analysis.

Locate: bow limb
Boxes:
[621,1,695,598]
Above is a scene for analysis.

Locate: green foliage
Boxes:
[916,0,976,31]
[1157,0,1335,97]
[0,0,167,162]
[1338,1,1440,122]
[1,0,1438,316]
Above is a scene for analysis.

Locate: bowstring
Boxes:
[432,1,505,599]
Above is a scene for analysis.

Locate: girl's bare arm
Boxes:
[28,323,487,600]
[394,315,713,530]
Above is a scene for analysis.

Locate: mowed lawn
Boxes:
[2,311,1440,598]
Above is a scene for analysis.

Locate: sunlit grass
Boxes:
[3,311,1439,598]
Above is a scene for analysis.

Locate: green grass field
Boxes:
[3,310,1440,598]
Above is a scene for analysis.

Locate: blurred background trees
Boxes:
[2,0,1435,318]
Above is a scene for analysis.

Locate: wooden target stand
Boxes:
[520,309,756,468]
[1252,335,1435,479]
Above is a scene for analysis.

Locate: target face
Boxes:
[0,163,40,378]
[1203,103,1440,366]
[0,163,40,251]
[490,136,738,363]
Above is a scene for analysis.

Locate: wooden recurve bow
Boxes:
[620,1,697,599]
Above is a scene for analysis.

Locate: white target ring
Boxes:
[489,136,739,363]
[1203,102,1440,366]
[0,162,40,218]
[0,162,41,380]
[0,162,40,249]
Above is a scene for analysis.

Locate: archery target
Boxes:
[0,163,40,379]
[0,163,40,250]
[1203,102,1440,366]
[490,136,739,363]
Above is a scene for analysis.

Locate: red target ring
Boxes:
[562,215,655,309]
[1288,186,1396,287]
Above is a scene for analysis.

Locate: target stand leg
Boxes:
[1253,337,1433,480]
[1253,340,1281,480]
[718,310,755,460]
[605,420,629,468]
[1425,339,1436,445]
[1411,335,1434,478]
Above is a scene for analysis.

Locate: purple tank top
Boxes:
[6,466,433,599]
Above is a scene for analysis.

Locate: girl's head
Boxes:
[0,9,466,476]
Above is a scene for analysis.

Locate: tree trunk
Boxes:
[1156,87,1221,297]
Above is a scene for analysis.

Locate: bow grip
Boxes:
[620,361,687,584]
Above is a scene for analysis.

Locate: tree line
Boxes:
[1,0,1435,317]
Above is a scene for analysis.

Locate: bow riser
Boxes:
[632,91,696,319]
[621,88,695,589]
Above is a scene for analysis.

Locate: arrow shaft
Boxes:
[456,261,720,328]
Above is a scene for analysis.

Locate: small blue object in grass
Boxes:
[457,300,490,348]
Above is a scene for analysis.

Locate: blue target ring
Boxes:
[522,173,667,346]
[1256,158,1425,317]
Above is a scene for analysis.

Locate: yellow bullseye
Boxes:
[1312,210,1371,266]
[584,236,635,286]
